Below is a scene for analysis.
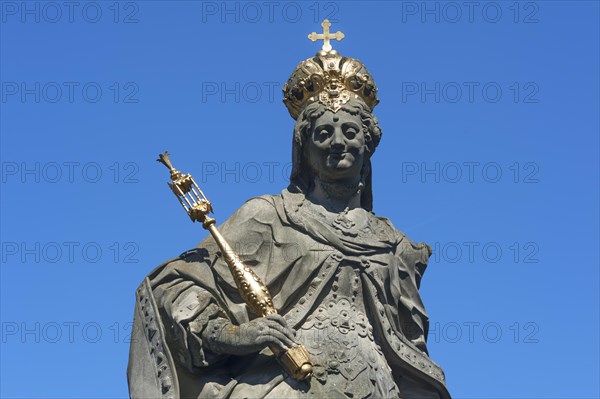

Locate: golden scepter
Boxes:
[157,151,313,381]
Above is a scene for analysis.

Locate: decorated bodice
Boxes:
[296,263,401,399]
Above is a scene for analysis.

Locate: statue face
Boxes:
[305,109,366,182]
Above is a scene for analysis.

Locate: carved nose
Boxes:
[330,143,344,153]
[330,129,345,148]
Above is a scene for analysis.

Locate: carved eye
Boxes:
[320,131,331,141]
[344,126,359,139]
[318,128,331,139]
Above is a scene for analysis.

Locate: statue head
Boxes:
[283,21,383,210]
[288,98,382,211]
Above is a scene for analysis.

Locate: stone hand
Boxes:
[203,314,298,356]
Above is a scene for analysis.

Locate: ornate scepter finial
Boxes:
[157,151,213,225]
[157,151,174,171]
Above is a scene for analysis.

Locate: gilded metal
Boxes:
[283,19,379,120]
[157,151,313,381]
[307,19,345,52]
[157,152,214,223]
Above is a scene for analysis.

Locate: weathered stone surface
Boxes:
[128,25,450,397]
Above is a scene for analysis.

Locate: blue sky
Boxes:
[1,1,599,398]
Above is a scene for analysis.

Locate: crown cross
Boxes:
[308,19,345,52]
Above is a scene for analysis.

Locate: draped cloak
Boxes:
[127,190,450,399]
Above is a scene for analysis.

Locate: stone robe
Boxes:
[127,189,450,399]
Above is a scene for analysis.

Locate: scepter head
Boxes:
[157,151,213,223]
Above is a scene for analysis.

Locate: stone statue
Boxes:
[127,20,451,399]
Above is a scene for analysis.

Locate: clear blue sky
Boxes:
[1,1,599,398]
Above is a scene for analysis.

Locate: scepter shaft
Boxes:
[203,218,277,317]
[157,151,312,381]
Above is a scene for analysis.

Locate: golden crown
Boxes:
[283,20,379,120]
